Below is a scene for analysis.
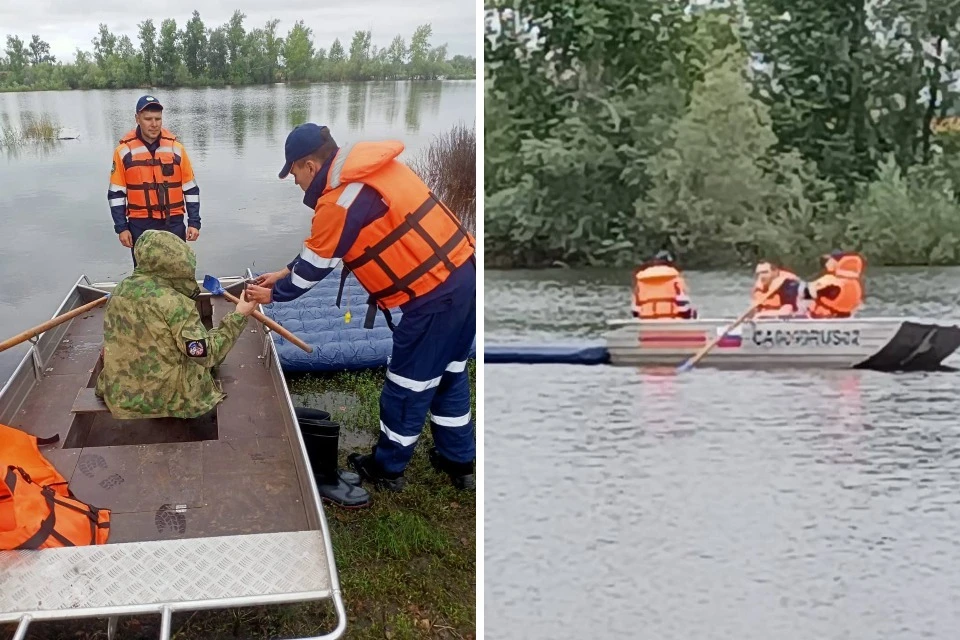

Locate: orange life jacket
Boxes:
[320,141,475,310]
[0,423,111,550]
[113,127,189,220]
[752,269,800,312]
[632,265,691,319]
[808,253,865,318]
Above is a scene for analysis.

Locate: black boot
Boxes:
[429,447,475,491]
[347,450,407,492]
[295,407,371,509]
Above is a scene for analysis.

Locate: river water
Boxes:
[485,266,960,639]
[0,80,475,379]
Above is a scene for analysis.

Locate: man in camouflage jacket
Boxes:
[95,230,256,419]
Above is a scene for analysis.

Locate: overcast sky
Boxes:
[2,0,477,61]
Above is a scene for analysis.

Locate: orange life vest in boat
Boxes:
[632,265,691,319]
[808,253,865,318]
[111,127,192,220]
[0,423,111,550]
[316,141,475,310]
[752,269,800,312]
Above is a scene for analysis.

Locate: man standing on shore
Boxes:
[245,123,477,493]
[107,95,201,265]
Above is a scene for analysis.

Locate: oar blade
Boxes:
[202,274,224,295]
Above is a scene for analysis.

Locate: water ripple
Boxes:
[486,270,960,640]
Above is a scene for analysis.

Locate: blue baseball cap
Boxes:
[136,95,163,113]
[279,123,336,179]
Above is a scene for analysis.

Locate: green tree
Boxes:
[348,30,371,79]
[207,27,229,81]
[138,19,157,84]
[641,45,834,266]
[226,10,247,82]
[28,35,54,65]
[183,10,208,78]
[388,35,407,78]
[284,20,314,82]
[92,23,117,68]
[327,38,346,80]
[156,19,180,86]
[409,24,432,79]
[4,36,28,84]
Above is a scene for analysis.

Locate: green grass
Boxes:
[2,363,476,640]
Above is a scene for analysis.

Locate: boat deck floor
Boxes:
[5,296,310,544]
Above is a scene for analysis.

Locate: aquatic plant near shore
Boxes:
[0,114,63,146]
[410,122,477,234]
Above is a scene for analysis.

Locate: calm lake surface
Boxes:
[485,266,960,639]
[0,80,475,378]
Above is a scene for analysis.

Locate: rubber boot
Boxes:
[295,407,371,509]
[429,447,476,491]
[347,449,407,492]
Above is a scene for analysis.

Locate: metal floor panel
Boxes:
[0,531,331,620]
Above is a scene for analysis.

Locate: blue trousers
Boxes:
[373,285,476,476]
[128,216,186,266]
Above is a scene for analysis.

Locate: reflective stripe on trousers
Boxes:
[374,290,476,476]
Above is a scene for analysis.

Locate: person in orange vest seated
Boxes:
[803,250,866,318]
[631,250,698,319]
[751,259,804,318]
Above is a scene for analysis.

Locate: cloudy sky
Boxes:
[2,0,477,61]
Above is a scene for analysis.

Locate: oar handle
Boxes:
[677,280,790,372]
[0,295,109,354]
[221,290,313,353]
[678,300,763,371]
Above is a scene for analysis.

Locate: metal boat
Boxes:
[603,317,960,370]
[0,273,345,640]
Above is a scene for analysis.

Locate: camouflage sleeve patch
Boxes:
[185,338,208,358]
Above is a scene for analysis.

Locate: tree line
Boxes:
[0,11,475,91]
[485,0,960,270]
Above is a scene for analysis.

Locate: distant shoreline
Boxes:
[0,77,476,94]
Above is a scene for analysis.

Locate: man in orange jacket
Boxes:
[107,95,201,265]
[246,124,476,493]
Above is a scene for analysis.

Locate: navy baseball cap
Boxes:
[279,123,336,179]
[136,95,163,113]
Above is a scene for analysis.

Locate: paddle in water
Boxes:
[203,275,313,353]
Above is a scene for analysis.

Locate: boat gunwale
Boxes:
[605,316,960,328]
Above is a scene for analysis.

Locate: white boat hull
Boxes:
[602,317,960,370]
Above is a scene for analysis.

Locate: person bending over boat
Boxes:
[95,230,257,419]
[631,250,698,319]
[801,251,866,318]
[244,123,476,493]
[751,260,803,318]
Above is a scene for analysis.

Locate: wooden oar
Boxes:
[202,275,313,354]
[676,280,789,373]
[0,295,109,354]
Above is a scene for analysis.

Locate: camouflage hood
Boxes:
[132,230,200,298]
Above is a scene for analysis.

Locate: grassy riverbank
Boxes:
[2,364,476,640]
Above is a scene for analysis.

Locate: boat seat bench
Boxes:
[71,387,109,414]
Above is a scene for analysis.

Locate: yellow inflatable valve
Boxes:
[344,310,352,324]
